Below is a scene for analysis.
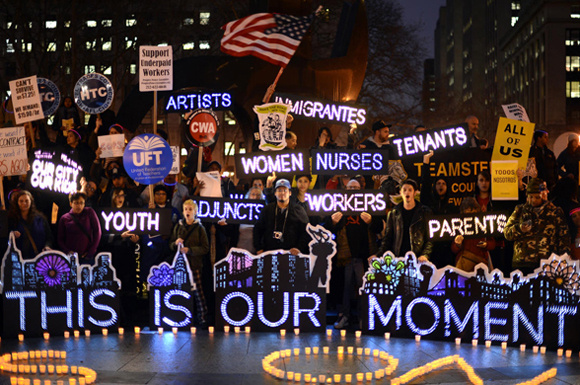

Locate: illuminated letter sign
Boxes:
[426,212,509,241]
[235,149,310,177]
[73,73,114,114]
[194,198,265,224]
[311,149,389,175]
[391,124,469,158]
[273,93,366,125]
[304,190,387,215]
[99,208,173,236]
[165,92,232,112]
[28,150,83,196]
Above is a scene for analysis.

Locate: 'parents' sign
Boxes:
[235,150,310,177]
[194,198,265,224]
[29,150,82,195]
[99,208,173,236]
[391,124,468,158]
[311,149,389,175]
[427,212,509,241]
[274,93,366,125]
[305,190,387,215]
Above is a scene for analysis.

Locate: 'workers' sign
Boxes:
[74,73,114,114]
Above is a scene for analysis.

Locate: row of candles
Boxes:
[0,350,96,385]
[262,346,398,383]
[450,337,576,357]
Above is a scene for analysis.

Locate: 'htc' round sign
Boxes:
[123,134,172,185]
[186,109,219,147]
[73,73,114,114]
[37,78,61,116]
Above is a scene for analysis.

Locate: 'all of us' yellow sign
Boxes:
[491,117,535,169]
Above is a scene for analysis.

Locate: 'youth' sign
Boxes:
[311,149,389,175]
[194,198,265,224]
[427,212,509,241]
[99,208,173,236]
[391,124,468,158]
[235,149,310,177]
[304,190,387,215]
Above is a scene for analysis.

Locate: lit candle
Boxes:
[326,329,332,337]
[33,380,40,385]
[375,369,384,379]
[337,346,344,355]
[39,366,45,374]
[345,374,352,383]
[245,326,251,333]
[48,350,54,358]
[287,372,294,380]
[347,346,354,354]
[234,327,240,334]
[74,330,80,338]
[134,326,141,334]
[472,339,478,347]
[158,327,163,335]
[69,379,76,385]
[313,347,319,355]
[318,375,326,383]
[415,335,421,342]
[384,332,390,340]
[294,348,300,356]
[533,346,539,353]
[190,327,196,334]
[520,344,526,352]
[304,374,311,382]
[294,328,300,336]
[61,352,66,359]
[79,379,85,385]
[102,329,108,336]
[373,349,379,357]
[118,327,124,335]
[323,346,329,355]
[340,330,346,337]
[364,348,370,356]
[47,365,54,374]
[43,333,50,340]
[557,348,563,357]
[501,342,507,350]
[356,373,363,382]
[355,331,361,338]
[305,347,311,355]
[356,347,363,355]
[333,374,341,383]
[172,327,178,334]
[566,350,572,358]
[279,329,286,337]
[208,326,214,334]
[294,373,301,382]
[485,340,491,348]
[18,335,24,342]
[84,330,90,337]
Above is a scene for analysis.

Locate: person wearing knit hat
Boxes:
[505,177,570,274]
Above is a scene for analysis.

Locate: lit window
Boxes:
[84,65,96,74]
[102,66,112,75]
[126,18,137,27]
[65,66,71,74]
[45,21,57,29]
[6,22,12,28]
[199,40,210,50]
[102,39,112,51]
[65,39,72,51]
[158,43,168,47]
[224,142,235,155]
[238,148,246,155]
[572,5,580,19]
[64,20,71,28]
[183,18,194,25]
[566,56,580,71]
[6,39,14,53]
[129,64,137,74]
[86,40,96,50]
[86,20,97,28]
[46,42,56,52]
[125,37,136,49]
[566,81,580,98]
[102,19,113,27]
[183,42,195,50]
[200,12,210,25]
[511,17,518,26]
[22,42,32,52]
[511,2,521,10]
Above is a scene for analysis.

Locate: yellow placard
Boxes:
[491,117,535,168]
[491,160,519,200]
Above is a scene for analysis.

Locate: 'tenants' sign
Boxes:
[311,149,389,175]
[391,124,468,158]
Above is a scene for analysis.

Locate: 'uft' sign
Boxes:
[123,134,172,185]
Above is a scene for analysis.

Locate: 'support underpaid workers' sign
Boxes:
[304,190,387,215]
[9,75,44,124]
[193,198,265,224]
[273,93,367,125]
[491,117,535,169]
[391,123,469,158]
[0,126,27,177]
[311,149,389,175]
[139,45,173,92]
[99,208,173,236]
[28,149,82,195]
[426,212,509,241]
[234,149,310,177]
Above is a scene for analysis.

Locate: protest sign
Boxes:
[98,134,125,158]
[196,171,222,197]
[274,92,367,125]
[28,149,82,195]
[170,146,180,175]
[304,190,387,215]
[123,134,172,185]
[74,73,114,114]
[491,160,519,200]
[426,212,509,241]
[235,149,310,177]
[139,46,173,92]
[390,123,468,158]
[193,198,265,224]
[37,78,61,117]
[9,75,44,124]
[311,149,389,175]
[99,208,173,236]
[184,109,219,147]
[491,117,535,169]
[502,103,530,122]
[165,91,232,112]
[0,126,27,177]
[254,103,290,151]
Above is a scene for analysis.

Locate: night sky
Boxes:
[399,0,447,59]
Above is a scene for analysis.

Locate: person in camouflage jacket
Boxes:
[504,178,570,274]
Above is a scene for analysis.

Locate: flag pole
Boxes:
[262,67,284,103]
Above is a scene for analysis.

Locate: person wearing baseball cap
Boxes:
[253,178,309,255]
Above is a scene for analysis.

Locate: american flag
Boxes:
[220,12,315,68]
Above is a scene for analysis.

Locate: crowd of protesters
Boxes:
[2,102,579,329]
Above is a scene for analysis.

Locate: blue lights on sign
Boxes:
[194,198,265,224]
[427,213,508,241]
[165,92,232,112]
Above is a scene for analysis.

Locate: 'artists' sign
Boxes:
[99,208,173,236]
[427,212,509,241]
[165,91,232,112]
[235,149,310,177]
[304,190,387,215]
[391,124,468,158]
[311,149,389,175]
[194,198,265,224]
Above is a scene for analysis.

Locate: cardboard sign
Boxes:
[73,73,114,114]
[502,103,530,122]
[97,134,125,158]
[9,75,44,124]
[170,146,180,175]
[193,198,265,224]
[491,117,535,169]
[304,190,387,215]
[0,126,27,177]
[139,46,173,92]
[165,91,232,112]
[491,160,519,201]
[427,212,509,241]
[1,234,121,336]
[391,124,469,158]
[215,224,336,331]
[28,149,82,195]
[274,93,367,125]
[362,252,580,350]
[37,77,61,117]
[235,149,310,177]
[123,134,172,185]
[254,103,290,151]
[99,208,173,236]
[311,149,389,175]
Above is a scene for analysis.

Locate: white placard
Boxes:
[0,126,27,176]
[502,103,530,123]
[139,46,173,92]
[196,171,222,197]
[98,134,125,158]
[9,76,45,124]
[170,146,180,175]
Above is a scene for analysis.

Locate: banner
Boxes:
[304,190,387,215]
[123,134,172,185]
[99,208,173,236]
[9,75,44,124]
[254,103,290,151]
[502,103,530,122]
[311,149,389,175]
[235,149,310,177]
[165,91,232,112]
[391,123,468,158]
[273,93,366,125]
[193,198,265,224]
[491,160,519,200]
[97,134,125,158]
[28,149,82,195]
[491,117,535,169]
[139,46,173,92]
[0,126,27,177]
[427,212,509,241]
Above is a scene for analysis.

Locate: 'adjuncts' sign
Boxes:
[194,198,265,224]
[304,190,387,215]
[427,212,509,241]
[391,124,468,158]
[235,149,310,177]
[311,149,389,175]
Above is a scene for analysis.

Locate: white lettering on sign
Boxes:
[101,211,161,232]
[274,96,366,125]
[428,214,508,239]
[80,87,107,101]
[190,122,216,134]
[30,158,80,195]
[314,151,384,173]
[165,93,232,111]
[306,192,387,214]
[39,92,55,102]
[391,127,468,157]
[240,153,305,174]
[196,200,263,222]
[132,151,163,166]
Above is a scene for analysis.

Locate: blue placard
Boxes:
[123,134,172,185]
[73,73,114,114]
[37,78,61,117]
